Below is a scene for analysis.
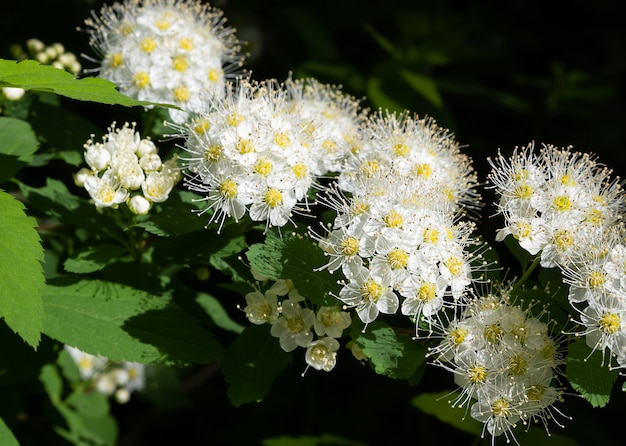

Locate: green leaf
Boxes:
[0,417,19,446]
[63,244,128,274]
[353,320,424,379]
[66,391,110,419]
[411,390,483,435]
[0,59,156,107]
[0,189,44,348]
[196,292,245,334]
[399,69,443,108]
[0,322,56,385]
[566,339,618,408]
[366,77,406,114]
[0,116,39,182]
[222,324,292,407]
[42,278,223,366]
[246,232,340,306]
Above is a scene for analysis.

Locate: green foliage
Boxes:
[412,390,482,435]
[221,324,292,407]
[247,231,341,306]
[0,116,39,182]
[0,59,154,107]
[566,340,619,408]
[42,279,223,366]
[0,189,44,348]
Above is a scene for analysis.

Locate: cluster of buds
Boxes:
[74,122,181,214]
[65,345,145,404]
[11,38,82,75]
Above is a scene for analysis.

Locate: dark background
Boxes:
[2,0,626,444]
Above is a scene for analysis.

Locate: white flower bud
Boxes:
[84,143,111,171]
[128,195,152,215]
[115,388,131,404]
[139,153,162,172]
[96,374,116,396]
[73,167,93,187]
[136,138,157,157]
[2,87,25,101]
[26,38,44,53]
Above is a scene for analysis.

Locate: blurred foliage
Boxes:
[1,0,625,445]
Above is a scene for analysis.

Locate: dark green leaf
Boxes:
[222,324,292,406]
[0,116,39,182]
[196,292,245,334]
[63,244,128,274]
[0,417,19,446]
[411,390,482,435]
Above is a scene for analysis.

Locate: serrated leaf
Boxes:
[63,244,128,273]
[246,232,340,306]
[0,59,157,107]
[411,390,483,435]
[42,278,222,366]
[566,339,618,408]
[222,324,292,407]
[353,320,423,379]
[0,189,44,348]
[0,116,39,182]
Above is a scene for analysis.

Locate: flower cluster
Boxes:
[65,345,145,404]
[74,121,181,213]
[84,0,245,122]
[180,77,364,232]
[430,293,565,443]
[489,143,626,367]
[314,111,484,328]
[11,37,82,74]
[242,270,352,373]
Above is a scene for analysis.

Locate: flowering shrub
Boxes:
[1,0,625,445]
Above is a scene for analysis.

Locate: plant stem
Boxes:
[512,256,541,292]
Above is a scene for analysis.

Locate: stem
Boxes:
[511,256,541,292]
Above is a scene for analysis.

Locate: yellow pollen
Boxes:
[514,183,533,199]
[423,228,439,244]
[393,142,409,156]
[383,210,403,228]
[553,194,572,211]
[236,138,253,154]
[527,385,546,401]
[78,357,93,371]
[208,69,221,82]
[219,179,238,198]
[417,282,436,302]
[254,158,272,176]
[340,237,359,256]
[180,37,193,50]
[387,248,409,269]
[588,271,606,288]
[292,163,307,179]
[600,313,620,334]
[446,256,463,276]
[274,132,291,148]
[415,163,433,178]
[321,309,341,327]
[321,108,337,119]
[509,354,528,376]
[554,229,574,250]
[264,188,283,208]
[451,327,467,345]
[515,221,532,239]
[541,340,557,359]
[485,323,503,344]
[156,14,172,30]
[205,144,222,162]
[119,23,133,35]
[443,187,455,202]
[227,113,243,127]
[322,140,337,153]
[140,37,156,53]
[109,53,123,67]
[193,119,210,135]
[174,86,191,102]
[286,316,305,333]
[468,365,487,384]
[360,160,379,176]
[585,208,604,226]
[561,173,575,186]
[491,398,511,418]
[513,169,529,181]
[173,56,189,71]
[350,200,370,216]
[134,71,150,88]
[361,279,383,302]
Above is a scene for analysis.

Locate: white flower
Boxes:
[128,195,152,215]
[142,171,174,202]
[270,299,315,352]
[243,290,279,325]
[313,306,352,338]
[338,266,398,324]
[305,337,340,372]
[84,170,129,207]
